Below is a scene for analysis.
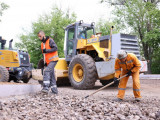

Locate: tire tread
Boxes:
[0,65,9,82]
[69,54,97,89]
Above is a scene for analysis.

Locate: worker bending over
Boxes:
[114,50,141,102]
[38,30,59,94]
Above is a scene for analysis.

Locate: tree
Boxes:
[0,2,9,21]
[96,18,120,36]
[101,0,160,73]
[15,6,76,68]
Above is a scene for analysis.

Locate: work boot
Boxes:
[113,98,123,102]
[135,98,141,102]
[51,85,58,94]
[41,87,49,93]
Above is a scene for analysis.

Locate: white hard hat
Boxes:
[117,50,127,59]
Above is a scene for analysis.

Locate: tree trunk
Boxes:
[142,42,152,74]
[147,58,152,74]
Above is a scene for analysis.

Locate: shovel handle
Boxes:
[85,74,128,98]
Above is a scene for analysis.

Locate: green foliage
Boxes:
[96,19,120,36]
[151,48,160,74]
[144,29,160,51]
[144,28,160,73]
[15,6,76,68]
[102,0,160,73]
[0,2,9,21]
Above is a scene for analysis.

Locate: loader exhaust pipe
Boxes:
[0,36,6,49]
[9,39,13,50]
[110,26,114,41]
[110,26,114,57]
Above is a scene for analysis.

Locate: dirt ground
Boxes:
[56,78,160,100]
[0,77,160,101]
[2,77,160,100]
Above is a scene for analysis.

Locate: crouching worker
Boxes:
[113,50,141,102]
[38,30,59,94]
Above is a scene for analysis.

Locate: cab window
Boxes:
[67,27,75,55]
[77,26,94,39]
[68,28,75,40]
[86,28,94,39]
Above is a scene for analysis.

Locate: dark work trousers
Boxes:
[43,61,58,89]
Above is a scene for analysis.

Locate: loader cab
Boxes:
[64,20,95,62]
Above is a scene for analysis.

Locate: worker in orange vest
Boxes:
[114,50,141,102]
[37,30,59,94]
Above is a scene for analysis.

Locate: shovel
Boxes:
[85,74,128,98]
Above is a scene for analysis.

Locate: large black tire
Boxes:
[69,54,97,90]
[0,65,9,82]
[100,79,119,87]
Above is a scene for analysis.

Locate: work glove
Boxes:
[43,49,47,53]
[126,70,132,76]
[113,77,119,84]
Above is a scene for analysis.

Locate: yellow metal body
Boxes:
[55,58,68,78]
[77,37,112,61]
[0,50,20,67]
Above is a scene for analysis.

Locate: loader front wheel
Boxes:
[0,65,9,82]
[69,54,97,89]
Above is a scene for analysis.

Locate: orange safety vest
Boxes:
[41,38,59,65]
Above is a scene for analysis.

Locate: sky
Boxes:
[0,0,112,47]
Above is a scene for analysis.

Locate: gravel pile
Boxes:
[0,93,160,120]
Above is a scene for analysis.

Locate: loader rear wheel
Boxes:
[57,77,71,86]
[0,66,9,82]
[69,54,97,89]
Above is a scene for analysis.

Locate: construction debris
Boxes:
[0,93,160,120]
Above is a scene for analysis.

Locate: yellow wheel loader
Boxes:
[32,20,147,89]
[0,37,33,83]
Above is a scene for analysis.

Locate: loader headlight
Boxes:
[19,71,22,75]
